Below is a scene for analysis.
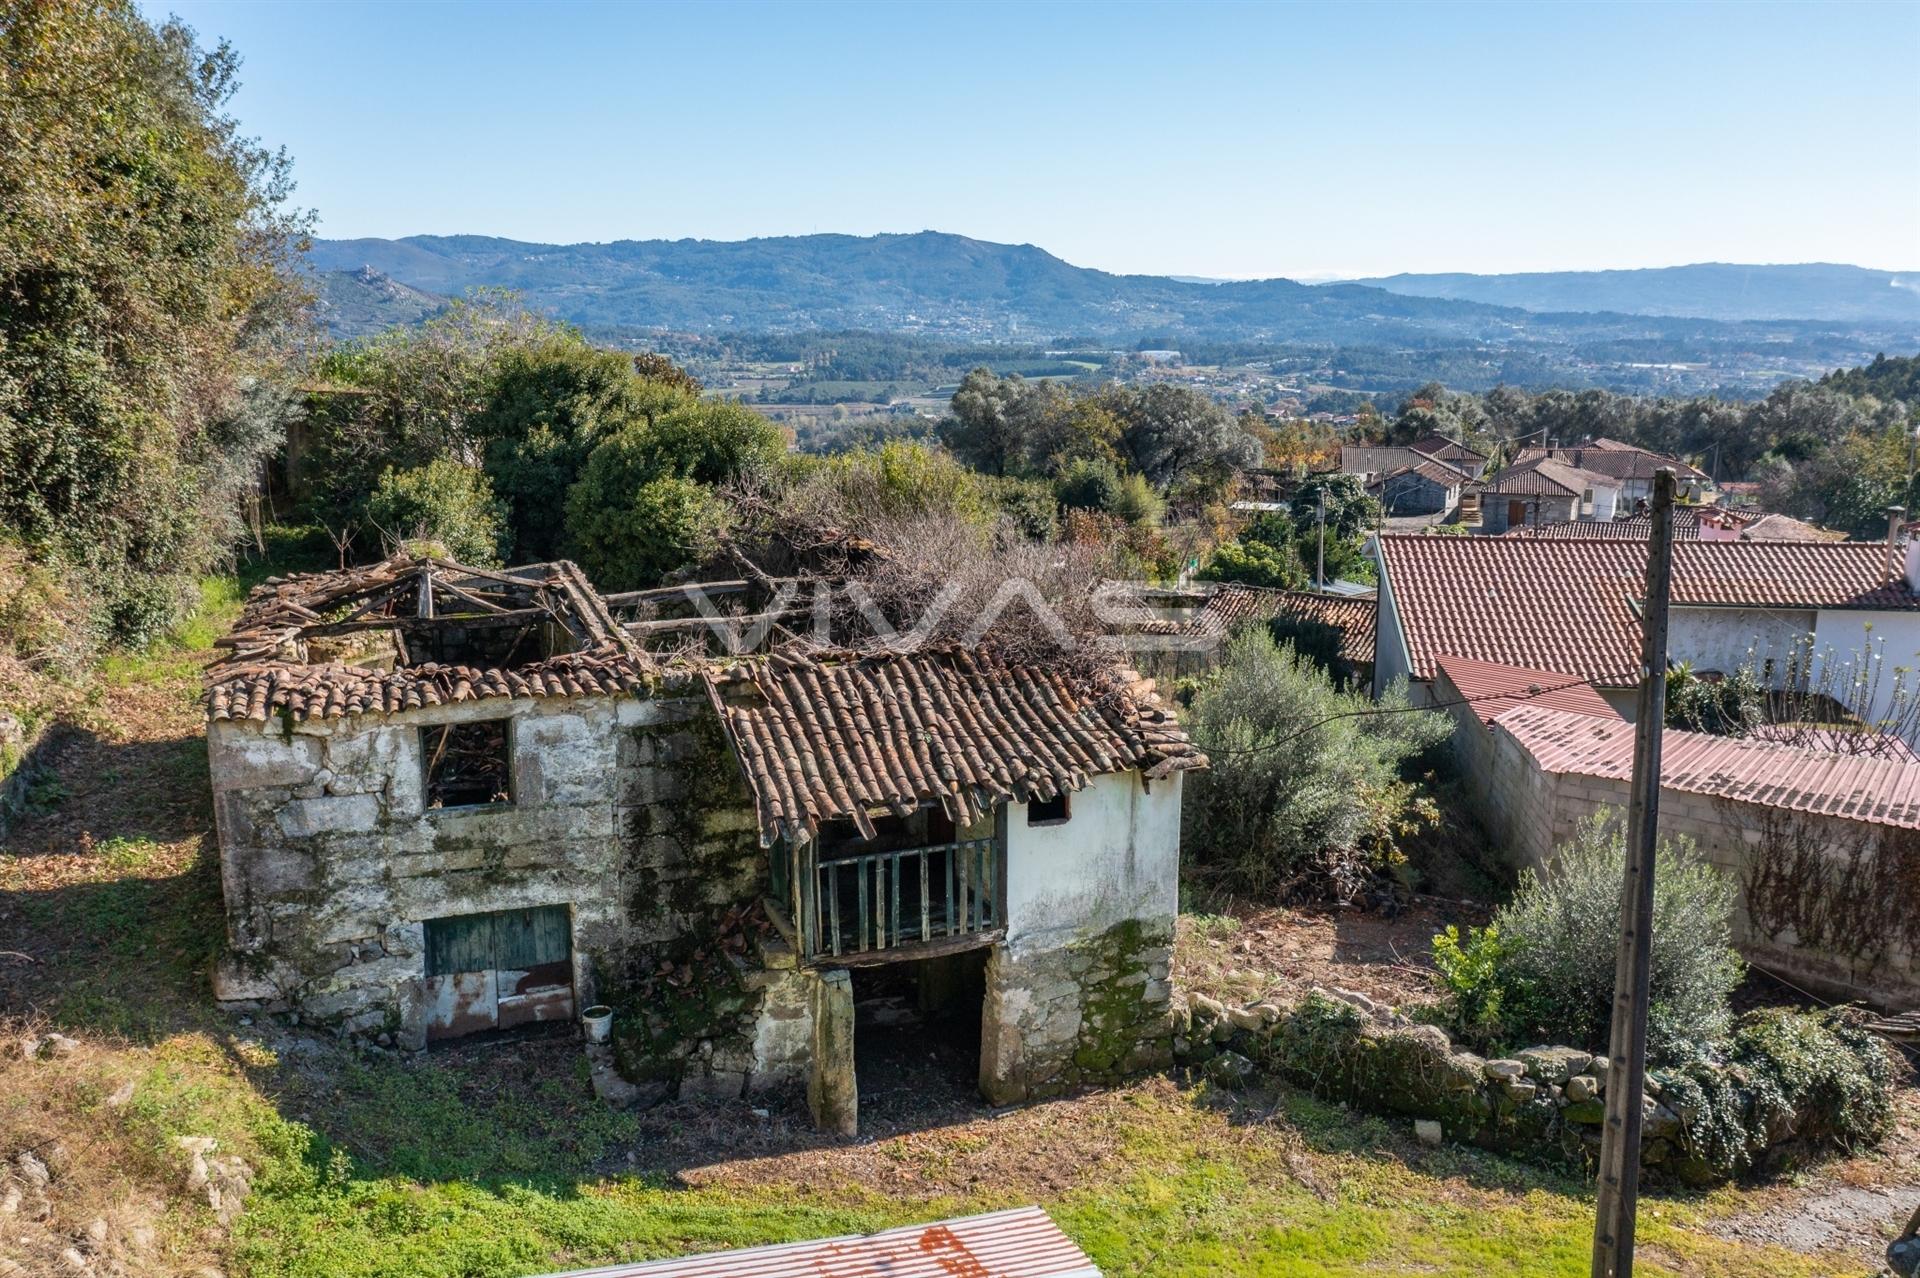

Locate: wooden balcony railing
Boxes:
[794,837,999,962]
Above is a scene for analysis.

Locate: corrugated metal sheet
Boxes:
[1493,705,1920,830]
[535,1206,1102,1278]
[1431,655,1621,724]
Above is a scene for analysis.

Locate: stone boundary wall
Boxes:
[0,714,59,839]
[1174,988,1890,1186]
[1463,716,1920,1006]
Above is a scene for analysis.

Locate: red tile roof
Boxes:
[1431,655,1622,724]
[1196,587,1377,664]
[533,1207,1102,1278]
[1480,457,1621,497]
[1377,536,1920,686]
[1516,442,1710,484]
[1501,509,1838,543]
[1368,459,1470,491]
[1494,706,1920,830]
[706,647,1204,846]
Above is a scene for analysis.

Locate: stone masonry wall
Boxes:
[1176,989,1891,1186]
[979,918,1175,1104]
[208,687,770,1050]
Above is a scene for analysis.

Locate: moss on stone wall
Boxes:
[1183,989,1894,1186]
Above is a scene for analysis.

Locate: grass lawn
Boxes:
[0,566,1909,1278]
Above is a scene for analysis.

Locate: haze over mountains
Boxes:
[304,231,1919,380]
[1347,263,1919,325]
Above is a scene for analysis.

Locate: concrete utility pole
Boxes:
[1590,467,1675,1278]
[1317,487,1327,589]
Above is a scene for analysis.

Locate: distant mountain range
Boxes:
[303,232,1919,364]
[1345,263,1920,325]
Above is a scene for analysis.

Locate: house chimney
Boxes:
[1887,505,1907,587]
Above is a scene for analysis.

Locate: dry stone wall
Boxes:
[1176,988,1893,1186]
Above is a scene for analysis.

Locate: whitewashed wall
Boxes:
[1001,769,1181,954]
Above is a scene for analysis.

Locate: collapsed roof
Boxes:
[205,553,1205,843]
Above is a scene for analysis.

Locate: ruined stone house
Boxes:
[204,554,1204,1130]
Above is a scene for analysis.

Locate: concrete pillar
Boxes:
[978,946,1027,1106]
[807,968,857,1136]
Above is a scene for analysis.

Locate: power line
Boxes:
[1200,672,1599,759]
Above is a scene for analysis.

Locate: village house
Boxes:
[1433,654,1920,1007]
[1372,533,1920,721]
[203,554,1204,1133]
[1512,439,1712,507]
[1367,457,1468,517]
[1499,506,1839,543]
[1474,456,1622,532]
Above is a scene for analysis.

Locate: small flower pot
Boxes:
[581,1005,614,1044]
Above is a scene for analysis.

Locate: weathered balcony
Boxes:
[774,837,1001,964]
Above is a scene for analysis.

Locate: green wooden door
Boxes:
[423,905,574,1039]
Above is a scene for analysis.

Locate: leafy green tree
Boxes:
[1106,383,1262,488]
[942,367,1036,477]
[364,461,510,566]
[1055,457,1125,513]
[565,471,728,591]
[475,334,688,561]
[1197,538,1303,589]
[0,0,309,641]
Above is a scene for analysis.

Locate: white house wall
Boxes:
[1667,606,1815,681]
[1001,769,1180,954]
[1811,608,1920,726]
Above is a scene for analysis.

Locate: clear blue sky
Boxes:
[146,0,1919,279]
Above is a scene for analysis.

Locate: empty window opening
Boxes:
[423,720,513,808]
[1027,793,1070,826]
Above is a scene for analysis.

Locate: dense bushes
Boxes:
[1183,631,1449,899]
[1199,477,1379,590]
[1433,813,1746,1060]
[364,461,510,566]
[0,1,309,644]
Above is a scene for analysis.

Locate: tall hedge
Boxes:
[0,0,309,642]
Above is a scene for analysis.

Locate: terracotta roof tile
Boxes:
[1195,588,1376,664]
[1515,443,1710,483]
[707,646,1205,846]
[1494,705,1920,830]
[1367,459,1470,491]
[1431,655,1622,724]
[1377,536,1920,686]
[1480,457,1621,497]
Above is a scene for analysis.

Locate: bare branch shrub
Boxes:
[1734,802,1920,969]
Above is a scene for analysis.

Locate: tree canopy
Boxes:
[0,0,310,639]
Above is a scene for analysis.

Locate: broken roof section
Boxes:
[707,646,1206,847]
[206,555,1205,843]
[207,553,648,723]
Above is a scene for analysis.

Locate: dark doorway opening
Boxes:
[847,948,988,1119]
